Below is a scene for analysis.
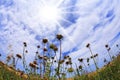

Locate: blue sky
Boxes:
[0,0,120,70]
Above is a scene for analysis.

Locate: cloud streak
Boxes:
[0,0,120,69]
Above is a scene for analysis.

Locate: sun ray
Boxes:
[55,21,76,45]
[61,11,80,14]
[56,0,65,7]
[60,4,82,10]
[59,16,74,24]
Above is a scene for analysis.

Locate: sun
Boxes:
[39,5,62,24]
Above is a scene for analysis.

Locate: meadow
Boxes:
[0,34,120,80]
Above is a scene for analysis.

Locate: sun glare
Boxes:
[39,5,61,24]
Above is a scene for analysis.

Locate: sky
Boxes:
[0,0,120,70]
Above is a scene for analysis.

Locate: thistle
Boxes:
[56,34,63,79]
[86,43,99,70]
[105,44,112,61]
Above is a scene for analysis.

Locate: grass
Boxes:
[0,54,120,80]
[0,34,120,80]
[73,54,120,80]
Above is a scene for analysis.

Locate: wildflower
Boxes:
[116,44,119,47]
[36,51,38,54]
[23,42,27,47]
[7,55,11,61]
[29,62,37,68]
[59,60,64,64]
[43,48,48,52]
[65,61,70,65]
[33,60,37,65]
[90,56,93,59]
[104,58,107,63]
[105,44,109,48]
[78,58,83,62]
[50,44,55,49]
[42,38,48,44]
[56,34,63,40]
[87,58,89,63]
[64,56,67,59]
[53,47,58,52]
[108,47,111,51]
[54,60,57,62]
[37,45,40,48]
[79,65,82,69]
[38,55,43,59]
[86,43,90,48]
[25,50,28,53]
[16,54,22,59]
[67,67,74,72]
[43,56,48,60]
[68,57,71,61]
[51,56,54,59]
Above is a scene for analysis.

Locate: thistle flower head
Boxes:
[38,55,43,59]
[67,67,74,72]
[29,62,37,68]
[87,58,89,63]
[105,44,109,48]
[43,48,48,52]
[116,44,119,47]
[50,44,55,49]
[86,43,90,48]
[23,42,27,47]
[25,50,28,53]
[59,60,64,64]
[78,58,83,62]
[37,45,40,48]
[79,65,82,69]
[90,56,93,59]
[65,61,70,65]
[51,56,54,59]
[16,54,22,59]
[42,38,48,44]
[53,47,58,52]
[56,34,63,40]
[64,56,67,59]
[33,60,37,65]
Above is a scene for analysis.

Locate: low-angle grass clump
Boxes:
[0,34,120,80]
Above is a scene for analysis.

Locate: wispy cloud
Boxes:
[0,0,120,69]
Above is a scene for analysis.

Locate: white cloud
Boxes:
[0,0,120,69]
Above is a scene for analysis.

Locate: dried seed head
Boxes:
[87,58,89,62]
[86,43,90,48]
[16,54,22,59]
[51,57,54,59]
[38,55,43,59]
[23,42,27,47]
[33,61,37,65]
[37,45,40,48]
[50,44,55,49]
[78,58,83,62]
[56,34,63,40]
[43,48,48,52]
[25,50,28,53]
[59,60,64,64]
[29,62,37,68]
[79,65,82,69]
[105,44,109,48]
[67,67,74,72]
[42,39,48,44]
[53,47,58,52]
[116,44,119,47]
